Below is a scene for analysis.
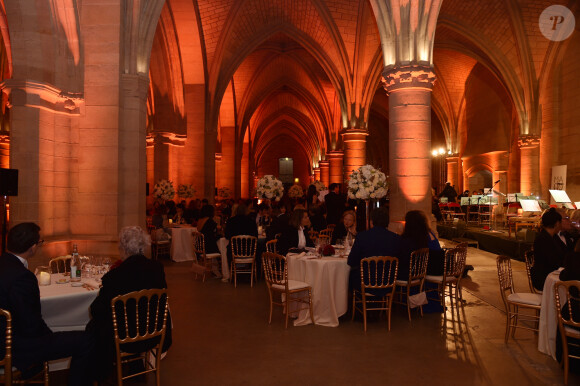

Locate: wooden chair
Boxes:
[352,256,399,331]
[496,255,542,343]
[438,203,450,223]
[466,204,480,225]
[478,204,492,225]
[0,308,49,386]
[265,239,278,253]
[317,234,330,246]
[308,229,318,243]
[523,249,541,294]
[319,228,333,239]
[230,235,258,288]
[192,231,221,282]
[394,248,429,321]
[49,255,71,274]
[111,289,169,386]
[447,202,466,222]
[554,280,580,385]
[425,243,468,307]
[150,229,171,260]
[504,203,521,227]
[262,252,314,328]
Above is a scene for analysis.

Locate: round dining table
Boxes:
[286,251,350,327]
[538,268,565,359]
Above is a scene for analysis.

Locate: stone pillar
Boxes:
[204,130,217,203]
[118,73,149,230]
[220,126,235,193]
[0,136,8,168]
[319,160,330,188]
[383,66,436,228]
[519,135,541,196]
[241,141,250,198]
[446,157,459,189]
[215,152,222,189]
[327,150,344,185]
[341,128,368,182]
[313,167,321,182]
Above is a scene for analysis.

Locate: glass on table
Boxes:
[35,266,52,286]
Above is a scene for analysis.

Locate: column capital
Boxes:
[382,64,436,94]
[0,79,84,115]
[327,150,344,159]
[518,135,540,149]
[341,128,368,142]
[319,160,330,167]
[215,153,222,161]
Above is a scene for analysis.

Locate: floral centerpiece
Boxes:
[218,187,232,199]
[177,183,195,199]
[347,165,388,200]
[153,179,175,201]
[256,175,284,201]
[288,184,304,198]
[311,180,326,192]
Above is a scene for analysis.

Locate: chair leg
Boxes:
[406,286,412,322]
[351,290,356,321]
[250,261,254,288]
[504,312,511,343]
[284,297,289,329]
[563,335,570,385]
[308,288,315,325]
[362,293,367,332]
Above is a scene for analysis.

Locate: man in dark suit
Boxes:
[531,208,565,291]
[324,183,345,225]
[86,226,171,381]
[0,223,94,385]
[347,207,402,294]
[554,209,578,253]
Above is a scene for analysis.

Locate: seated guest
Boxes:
[531,208,565,291]
[398,210,442,280]
[225,204,258,264]
[197,204,220,255]
[0,223,94,385]
[86,226,172,382]
[555,208,578,253]
[331,210,357,245]
[557,239,580,369]
[183,199,201,225]
[277,209,314,255]
[266,203,291,241]
[309,205,327,232]
[324,183,345,226]
[172,206,186,224]
[347,207,402,294]
[255,203,271,227]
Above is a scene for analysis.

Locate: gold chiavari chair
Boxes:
[265,239,278,254]
[192,231,222,282]
[0,308,49,386]
[319,228,333,239]
[524,249,541,294]
[111,289,169,386]
[150,229,171,260]
[317,234,330,246]
[554,280,580,385]
[230,235,258,288]
[352,256,399,332]
[496,255,542,343]
[49,255,71,274]
[262,252,314,328]
[425,243,468,307]
[308,229,318,243]
[394,248,430,321]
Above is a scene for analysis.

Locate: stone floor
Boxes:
[55,240,578,385]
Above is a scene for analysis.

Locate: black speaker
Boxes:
[0,168,18,196]
[146,182,150,196]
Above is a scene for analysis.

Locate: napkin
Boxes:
[83,279,101,290]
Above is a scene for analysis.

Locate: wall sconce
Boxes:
[294,178,299,184]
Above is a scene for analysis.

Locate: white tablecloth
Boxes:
[286,253,350,327]
[538,268,566,359]
[169,226,196,262]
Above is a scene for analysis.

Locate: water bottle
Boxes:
[70,244,81,282]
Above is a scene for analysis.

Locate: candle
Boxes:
[38,271,51,286]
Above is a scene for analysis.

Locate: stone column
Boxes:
[341,128,368,182]
[319,160,330,188]
[518,135,541,196]
[313,167,321,182]
[327,150,344,185]
[446,156,459,189]
[0,135,8,168]
[220,126,235,193]
[383,66,436,229]
[241,141,250,198]
[204,130,217,203]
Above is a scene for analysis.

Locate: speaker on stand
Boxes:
[0,168,18,254]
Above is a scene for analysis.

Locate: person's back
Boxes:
[531,208,565,291]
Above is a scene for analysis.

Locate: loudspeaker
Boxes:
[146,182,150,196]
[0,168,18,196]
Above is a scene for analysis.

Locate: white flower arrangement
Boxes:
[311,180,326,192]
[153,179,175,201]
[218,187,232,199]
[177,183,195,199]
[288,184,304,198]
[347,165,388,200]
[256,175,284,201]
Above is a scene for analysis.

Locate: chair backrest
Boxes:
[111,289,169,351]
[496,255,515,302]
[0,308,12,385]
[317,234,331,245]
[444,243,468,278]
[192,231,207,263]
[231,235,257,259]
[506,203,521,215]
[523,249,536,293]
[360,256,399,290]
[409,248,429,281]
[49,255,71,273]
[554,280,580,331]
[308,229,318,242]
[265,239,278,253]
[262,252,287,289]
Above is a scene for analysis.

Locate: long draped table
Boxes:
[286,252,350,327]
[538,268,565,359]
